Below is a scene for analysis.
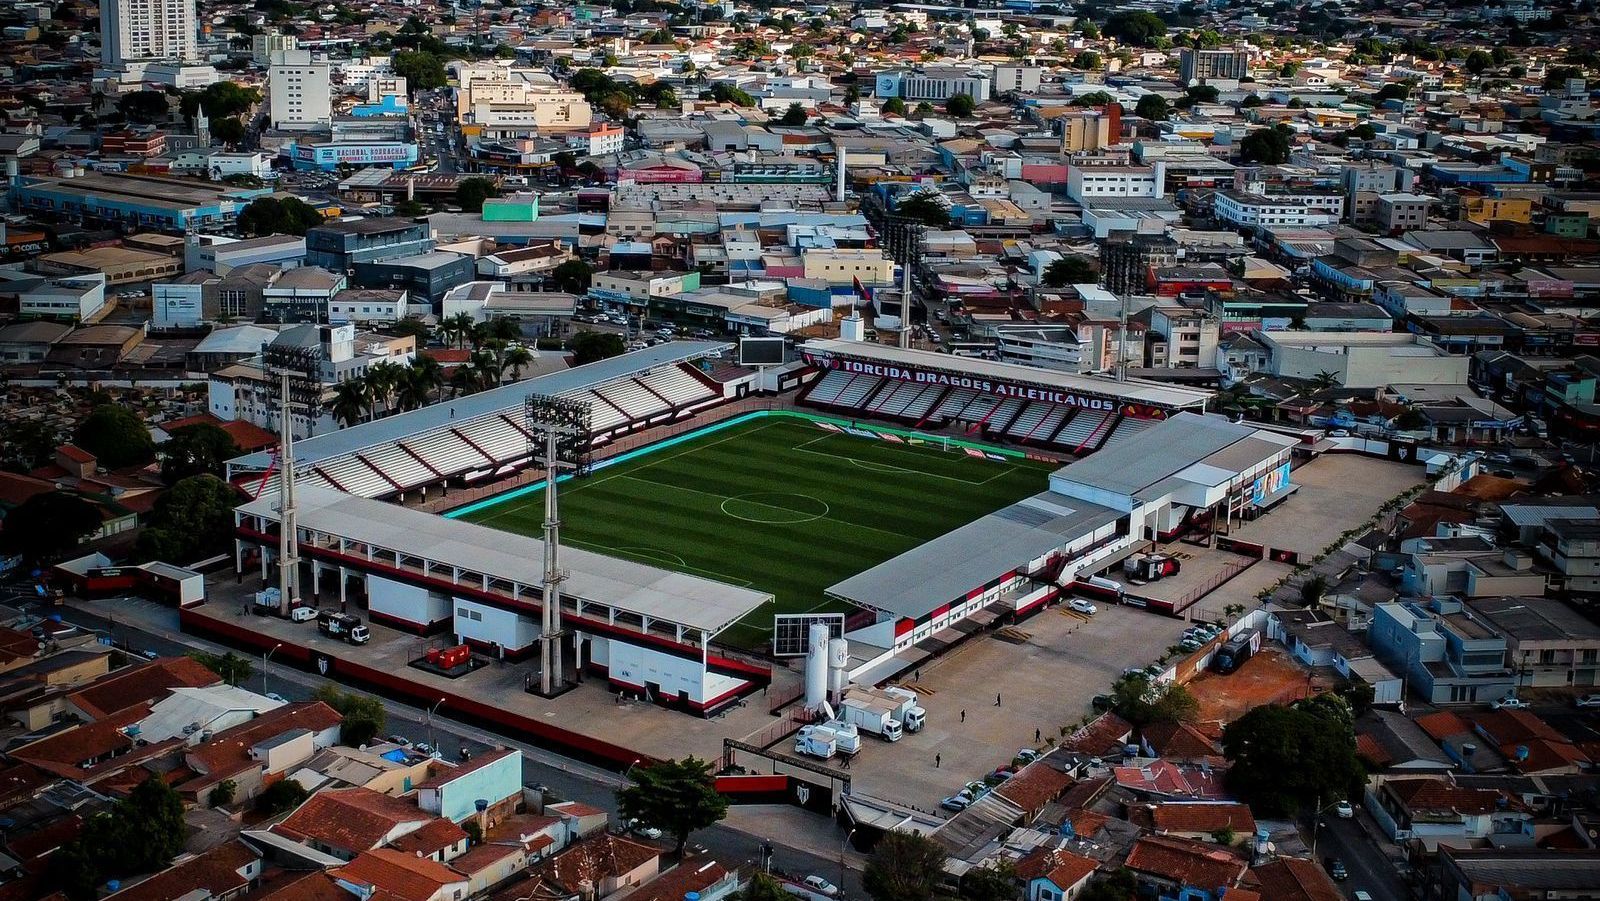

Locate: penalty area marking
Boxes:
[719,492,831,525]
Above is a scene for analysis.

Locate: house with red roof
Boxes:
[1370,777,1533,851]
[1015,846,1099,901]
[1240,857,1343,901]
[1128,802,1256,842]
[181,701,344,805]
[272,787,438,860]
[1123,834,1247,901]
[331,848,470,901]
[105,840,261,901]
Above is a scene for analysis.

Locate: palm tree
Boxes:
[482,317,521,344]
[395,367,432,411]
[501,345,534,381]
[409,354,444,402]
[443,312,477,350]
[469,348,502,389]
[331,380,369,427]
[448,365,478,398]
[363,361,403,419]
[1309,370,1341,391]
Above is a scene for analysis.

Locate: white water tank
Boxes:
[804,622,829,710]
[827,637,849,698]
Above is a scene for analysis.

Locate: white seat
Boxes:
[357,443,435,489]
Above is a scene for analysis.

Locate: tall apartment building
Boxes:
[99,0,197,67]
[1060,106,1121,153]
[269,49,333,130]
[1340,161,1414,224]
[1178,46,1250,84]
[251,30,297,66]
[991,65,1042,97]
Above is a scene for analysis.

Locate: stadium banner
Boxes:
[801,350,1159,416]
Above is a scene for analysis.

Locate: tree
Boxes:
[1110,673,1198,727]
[49,776,186,901]
[1240,94,1263,108]
[881,96,907,116]
[189,81,261,119]
[780,102,809,126]
[709,83,756,107]
[894,190,950,227]
[502,345,534,381]
[1104,10,1168,47]
[0,418,62,473]
[135,475,240,564]
[209,115,246,147]
[1180,84,1220,107]
[393,50,448,90]
[1077,870,1136,901]
[1300,574,1328,606]
[75,404,154,468]
[1222,696,1364,817]
[601,91,632,120]
[741,873,790,901]
[1135,94,1170,120]
[615,756,727,853]
[1464,49,1492,75]
[1073,91,1115,107]
[189,650,252,685]
[313,685,387,746]
[862,830,948,901]
[551,259,594,294]
[1077,19,1100,39]
[208,780,237,808]
[1072,50,1103,70]
[1238,126,1292,164]
[945,92,976,117]
[159,423,240,485]
[1043,255,1097,287]
[959,859,1016,901]
[237,196,325,237]
[332,379,369,427]
[256,778,310,814]
[455,176,499,213]
[568,330,626,365]
[0,492,101,563]
[118,91,169,124]
[1373,82,1410,103]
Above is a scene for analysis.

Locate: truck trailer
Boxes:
[839,693,903,741]
[1211,628,1261,674]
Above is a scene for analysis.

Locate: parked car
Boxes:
[940,795,970,812]
[1327,858,1348,881]
[1492,696,1530,710]
[1068,598,1098,615]
[1335,800,1354,819]
[625,819,663,840]
[802,876,839,898]
[290,606,318,622]
[265,693,287,703]
[387,735,412,747]
[1576,694,1600,708]
[1016,748,1041,762]
[1353,893,1373,901]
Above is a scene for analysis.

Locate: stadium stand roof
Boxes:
[237,485,770,636]
[801,338,1212,410]
[826,490,1120,620]
[1049,413,1298,503]
[230,341,730,470]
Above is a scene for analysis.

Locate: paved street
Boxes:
[1307,810,1410,901]
[58,600,866,898]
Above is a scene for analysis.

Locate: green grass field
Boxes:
[459,416,1054,649]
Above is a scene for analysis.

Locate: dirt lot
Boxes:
[1185,648,1332,736]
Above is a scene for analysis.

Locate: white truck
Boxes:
[840,693,903,741]
[879,686,927,732]
[810,721,861,755]
[794,726,837,760]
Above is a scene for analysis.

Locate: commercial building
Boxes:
[18,273,107,321]
[185,234,306,276]
[1067,165,1163,204]
[1257,331,1469,388]
[1059,107,1121,153]
[1178,46,1250,83]
[284,141,419,172]
[306,218,433,272]
[992,65,1042,97]
[1213,189,1340,229]
[269,50,332,130]
[99,0,196,67]
[351,251,477,307]
[12,173,269,234]
[873,67,992,103]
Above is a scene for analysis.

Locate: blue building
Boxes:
[11,172,270,234]
[284,140,419,172]
[416,747,523,823]
[349,95,408,118]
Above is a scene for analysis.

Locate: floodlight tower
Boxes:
[524,393,593,697]
[882,215,925,349]
[262,343,320,616]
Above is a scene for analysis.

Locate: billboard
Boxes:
[1251,461,1292,505]
[739,336,786,366]
[772,612,844,657]
[802,350,1162,414]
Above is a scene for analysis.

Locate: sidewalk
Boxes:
[722,805,867,869]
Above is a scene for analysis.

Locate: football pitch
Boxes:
[457,415,1055,649]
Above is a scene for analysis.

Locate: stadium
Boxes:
[221,339,1298,715]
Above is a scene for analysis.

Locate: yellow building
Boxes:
[1462,195,1533,226]
[801,248,896,287]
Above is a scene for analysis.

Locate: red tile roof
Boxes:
[389,817,469,857]
[184,701,343,782]
[67,657,221,720]
[616,859,729,901]
[994,762,1074,813]
[57,445,95,464]
[1384,778,1511,817]
[1015,848,1098,890]
[1141,721,1223,761]
[1063,712,1133,755]
[1415,710,1471,741]
[542,835,659,892]
[273,787,433,854]
[107,841,257,901]
[1144,802,1256,836]
[1124,835,1246,890]
[331,849,464,901]
[1243,857,1344,901]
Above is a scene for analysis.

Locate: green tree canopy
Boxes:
[237,196,325,237]
[393,50,448,90]
[568,330,626,365]
[740,873,790,901]
[75,404,154,468]
[894,190,951,227]
[945,92,976,117]
[1043,255,1097,287]
[1135,94,1170,120]
[1238,125,1292,164]
[1072,50,1103,70]
[455,176,500,213]
[1077,869,1137,901]
[1221,695,1364,816]
[958,859,1017,901]
[1464,49,1492,75]
[881,96,907,116]
[862,830,948,901]
[313,685,387,746]
[158,423,240,485]
[188,650,253,685]
[709,82,757,107]
[0,492,102,563]
[48,776,186,901]
[256,778,310,814]
[551,259,594,293]
[1104,10,1168,46]
[1110,673,1198,727]
[135,474,240,563]
[210,116,246,147]
[615,756,727,853]
[780,101,810,125]
[118,91,170,124]
[187,81,261,119]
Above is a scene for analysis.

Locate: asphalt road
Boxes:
[1309,812,1409,901]
[56,603,865,898]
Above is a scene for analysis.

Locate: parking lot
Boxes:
[840,601,1194,811]
[1232,453,1424,556]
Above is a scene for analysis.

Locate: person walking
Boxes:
[995,693,1002,707]
[960,709,966,723]
[1035,727,1041,742]
[935,753,941,768]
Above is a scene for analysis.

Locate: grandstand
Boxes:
[798,339,1211,455]
[229,343,729,500]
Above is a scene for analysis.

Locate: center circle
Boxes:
[719,492,831,524]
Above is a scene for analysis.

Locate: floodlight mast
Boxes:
[262,344,319,617]
[524,394,592,697]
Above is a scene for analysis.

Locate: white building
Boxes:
[1213,189,1340,229]
[1066,165,1164,204]
[207,151,273,180]
[99,0,196,67]
[1258,331,1470,388]
[20,273,107,321]
[269,49,332,130]
[251,30,297,66]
